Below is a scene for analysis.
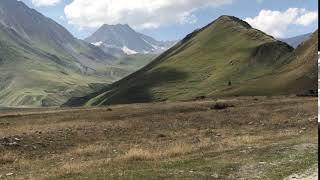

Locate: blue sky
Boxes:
[21,0,318,41]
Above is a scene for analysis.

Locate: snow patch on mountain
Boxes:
[122,46,138,55]
[92,41,103,46]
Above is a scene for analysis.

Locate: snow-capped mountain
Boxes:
[85,24,176,56]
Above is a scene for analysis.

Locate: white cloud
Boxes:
[31,0,62,7]
[245,8,318,38]
[295,11,318,26]
[64,0,232,29]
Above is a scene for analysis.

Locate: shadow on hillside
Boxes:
[250,41,293,65]
[105,67,189,105]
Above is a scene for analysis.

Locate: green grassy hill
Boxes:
[115,54,157,70]
[66,16,317,106]
[230,30,318,96]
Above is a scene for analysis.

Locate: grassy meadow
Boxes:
[0,96,317,179]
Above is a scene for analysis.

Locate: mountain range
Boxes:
[0,0,114,69]
[0,0,153,107]
[0,0,317,108]
[66,16,318,106]
[85,24,176,57]
[280,33,312,48]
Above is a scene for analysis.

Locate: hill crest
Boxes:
[65,15,312,106]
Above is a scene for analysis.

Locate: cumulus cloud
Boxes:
[295,11,318,26]
[64,0,232,29]
[245,8,318,38]
[31,0,62,7]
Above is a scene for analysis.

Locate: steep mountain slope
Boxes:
[239,30,318,95]
[66,15,316,106]
[0,0,114,70]
[280,33,312,48]
[0,22,109,107]
[0,0,142,107]
[86,24,175,56]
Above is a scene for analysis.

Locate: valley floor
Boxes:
[0,96,318,179]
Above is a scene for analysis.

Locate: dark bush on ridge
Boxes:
[210,103,235,110]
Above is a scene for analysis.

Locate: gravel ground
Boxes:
[285,166,318,180]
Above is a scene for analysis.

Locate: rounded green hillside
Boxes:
[65,16,317,106]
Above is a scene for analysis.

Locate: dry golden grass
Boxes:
[0,96,317,179]
[121,148,154,161]
[121,139,211,161]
